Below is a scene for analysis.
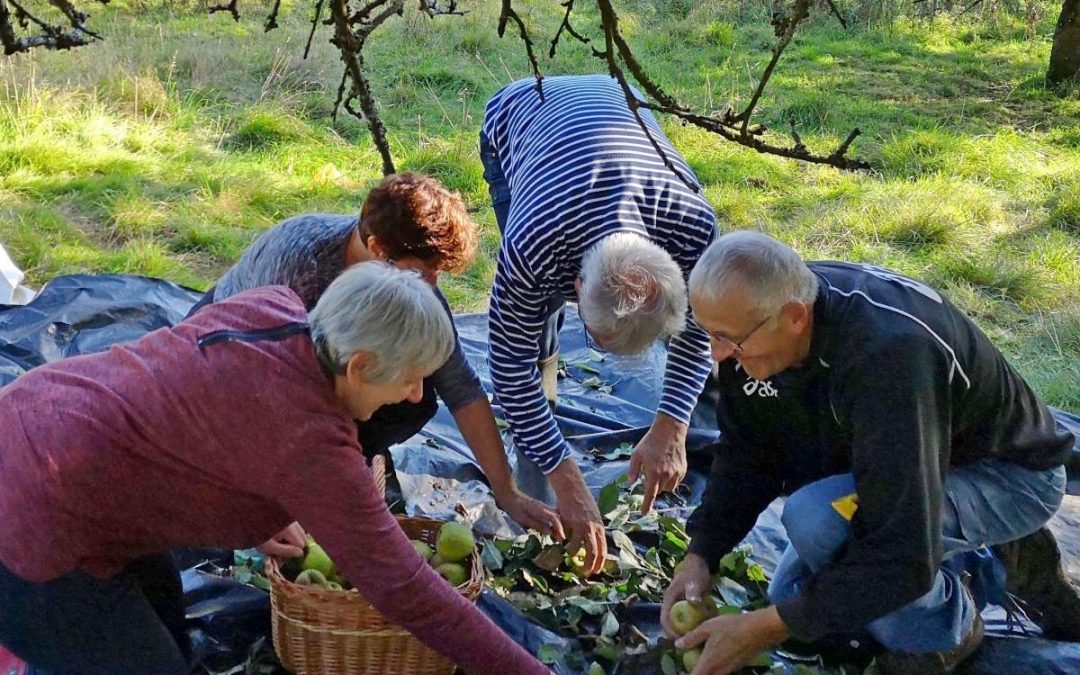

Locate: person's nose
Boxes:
[710,338,736,363]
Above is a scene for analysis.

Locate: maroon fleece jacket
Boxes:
[0,285,547,675]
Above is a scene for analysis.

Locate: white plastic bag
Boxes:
[0,242,35,305]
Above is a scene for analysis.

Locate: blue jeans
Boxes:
[479,130,564,363]
[768,460,1066,653]
[0,556,189,674]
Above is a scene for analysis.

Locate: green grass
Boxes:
[1,1,1079,410]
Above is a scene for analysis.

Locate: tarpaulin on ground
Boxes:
[2,274,1079,674]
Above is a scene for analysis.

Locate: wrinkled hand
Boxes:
[549,461,608,576]
[629,414,688,514]
[676,607,789,675]
[497,489,566,540]
[662,553,711,637]
[257,521,307,558]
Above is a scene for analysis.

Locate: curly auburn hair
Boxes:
[358,172,478,274]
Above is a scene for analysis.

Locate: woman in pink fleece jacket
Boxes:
[0,262,549,675]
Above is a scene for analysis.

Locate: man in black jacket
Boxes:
[663,231,1079,675]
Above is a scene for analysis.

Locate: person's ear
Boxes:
[574,276,583,295]
[345,351,375,384]
[366,236,387,261]
[779,301,810,334]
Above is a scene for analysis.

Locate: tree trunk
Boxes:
[1048,0,1080,86]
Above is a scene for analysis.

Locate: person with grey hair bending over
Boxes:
[481,74,718,575]
[0,263,551,675]
[194,172,560,560]
[662,230,1078,675]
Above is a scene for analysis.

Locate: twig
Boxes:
[595,0,696,190]
[960,0,984,17]
[327,0,402,175]
[583,0,870,175]
[208,0,240,22]
[303,0,325,58]
[419,0,463,17]
[549,0,588,58]
[1,0,101,54]
[497,0,543,101]
[264,0,282,31]
[823,0,847,29]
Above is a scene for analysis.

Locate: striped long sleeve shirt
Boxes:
[483,75,718,473]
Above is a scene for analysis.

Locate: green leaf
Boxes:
[481,539,505,571]
[593,636,619,662]
[660,652,678,675]
[566,596,608,615]
[532,544,566,572]
[597,479,622,516]
[600,610,620,637]
[537,644,560,665]
[747,562,768,583]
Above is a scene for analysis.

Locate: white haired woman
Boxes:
[0,262,549,675]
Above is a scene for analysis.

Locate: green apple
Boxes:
[682,647,702,671]
[436,562,468,586]
[294,569,328,587]
[326,581,344,591]
[436,521,475,563]
[669,600,711,636]
[411,540,435,561]
[302,541,336,579]
[566,547,589,577]
[429,553,446,568]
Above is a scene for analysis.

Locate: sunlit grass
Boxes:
[0,1,1078,409]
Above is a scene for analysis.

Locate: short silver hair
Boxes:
[688,230,818,316]
[578,232,687,355]
[309,261,454,383]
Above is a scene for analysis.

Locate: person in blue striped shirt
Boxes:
[481,74,718,574]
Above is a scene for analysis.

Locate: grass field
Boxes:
[1,1,1078,409]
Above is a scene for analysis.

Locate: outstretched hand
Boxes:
[629,413,688,514]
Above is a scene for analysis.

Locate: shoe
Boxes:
[877,608,984,675]
[993,526,1080,641]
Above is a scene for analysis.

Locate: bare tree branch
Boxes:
[303,0,325,58]
[208,0,240,23]
[550,0,588,58]
[1,0,102,54]
[418,0,463,17]
[498,0,543,101]
[264,0,282,31]
[327,0,403,175]
[595,0,697,189]
[823,0,847,29]
[588,0,870,178]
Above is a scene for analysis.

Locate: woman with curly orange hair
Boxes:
[194,172,561,547]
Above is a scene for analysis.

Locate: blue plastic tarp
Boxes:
[2,274,1079,674]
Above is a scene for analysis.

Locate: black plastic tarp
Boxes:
[2,274,1079,674]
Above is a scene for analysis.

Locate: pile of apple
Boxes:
[285,521,475,591]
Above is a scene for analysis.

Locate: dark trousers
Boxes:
[0,556,189,675]
[479,130,564,362]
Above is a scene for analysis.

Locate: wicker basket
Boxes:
[267,515,485,675]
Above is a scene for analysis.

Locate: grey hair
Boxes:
[308,261,454,383]
[688,230,818,316]
[577,232,687,355]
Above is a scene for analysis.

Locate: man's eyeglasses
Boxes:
[710,314,771,356]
